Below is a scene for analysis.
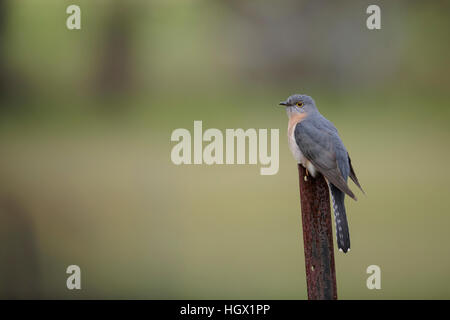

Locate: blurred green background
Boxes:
[0,0,449,299]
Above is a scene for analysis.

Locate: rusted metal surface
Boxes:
[298,164,337,300]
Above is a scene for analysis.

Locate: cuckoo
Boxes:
[279,94,364,253]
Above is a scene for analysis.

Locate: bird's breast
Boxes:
[287,113,307,164]
[287,113,317,176]
[287,128,303,164]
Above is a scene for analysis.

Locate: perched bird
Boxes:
[279,94,364,253]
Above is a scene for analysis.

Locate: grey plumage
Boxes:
[294,113,356,200]
[280,94,363,253]
[348,154,365,194]
[330,184,350,252]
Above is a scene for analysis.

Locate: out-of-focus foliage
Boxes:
[0,0,449,299]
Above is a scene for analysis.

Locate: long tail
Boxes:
[330,183,350,253]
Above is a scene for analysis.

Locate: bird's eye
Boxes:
[296,102,304,107]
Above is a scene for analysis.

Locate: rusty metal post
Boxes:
[298,164,337,300]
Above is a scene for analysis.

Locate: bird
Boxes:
[279,94,364,253]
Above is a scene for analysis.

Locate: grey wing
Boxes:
[348,153,365,194]
[294,118,357,200]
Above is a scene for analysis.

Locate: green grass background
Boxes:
[0,1,449,299]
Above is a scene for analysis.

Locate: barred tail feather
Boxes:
[330,184,350,253]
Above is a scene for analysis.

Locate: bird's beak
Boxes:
[279,101,288,106]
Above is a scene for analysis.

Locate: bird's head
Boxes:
[279,94,317,116]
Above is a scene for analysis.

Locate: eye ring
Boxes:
[296,102,304,107]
